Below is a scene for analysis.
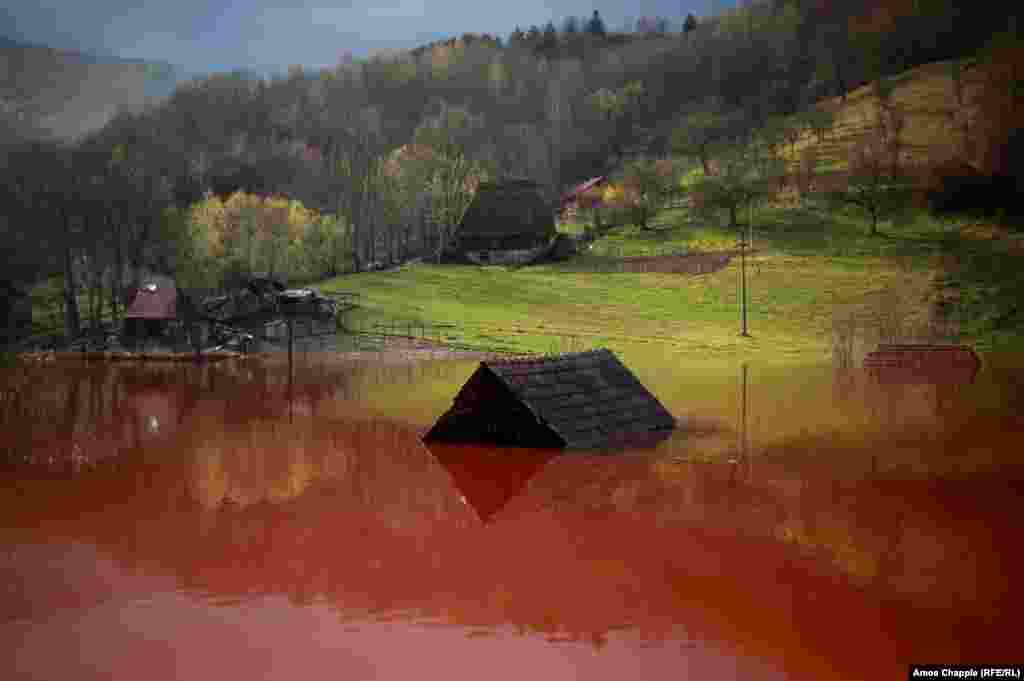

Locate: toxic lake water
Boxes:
[1,355,1022,681]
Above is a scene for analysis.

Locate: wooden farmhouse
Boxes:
[423,349,676,450]
[450,179,557,265]
[123,275,179,341]
[559,176,607,221]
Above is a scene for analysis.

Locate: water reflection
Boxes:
[1,358,1022,681]
[428,444,558,523]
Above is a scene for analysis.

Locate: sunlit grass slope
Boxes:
[782,56,988,175]
[319,201,961,371]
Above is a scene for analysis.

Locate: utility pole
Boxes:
[738,199,753,337]
[738,233,750,337]
[288,316,295,424]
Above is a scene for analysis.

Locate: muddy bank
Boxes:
[15,333,524,366]
[292,334,524,363]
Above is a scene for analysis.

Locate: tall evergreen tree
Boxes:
[541,21,559,54]
[562,16,579,36]
[586,10,607,38]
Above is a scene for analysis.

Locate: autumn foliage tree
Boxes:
[175,191,340,288]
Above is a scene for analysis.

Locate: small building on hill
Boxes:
[450,179,557,265]
[559,176,607,220]
[863,344,981,385]
[423,348,676,450]
[123,275,178,341]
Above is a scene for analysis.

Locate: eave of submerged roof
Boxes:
[482,349,675,449]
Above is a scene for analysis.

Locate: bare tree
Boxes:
[670,105,748,176]
[819,121,911,237]
[413,101,493,261]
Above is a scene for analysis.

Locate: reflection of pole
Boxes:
[742,362,749,458]
[739,362,749,465]
[288,317,294,377]
[288,316,294,424]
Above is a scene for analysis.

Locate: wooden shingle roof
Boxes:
[457,179,556,238]
[424,348,676,450]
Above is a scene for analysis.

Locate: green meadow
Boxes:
[316,55,1024,371]
[319,203,991,373]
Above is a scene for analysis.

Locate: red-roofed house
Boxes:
[559,176,606,220]
[123,275,178,341]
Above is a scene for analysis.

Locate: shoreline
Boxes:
[13,334,531,365]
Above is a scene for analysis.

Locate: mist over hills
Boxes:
[0,35,198,143]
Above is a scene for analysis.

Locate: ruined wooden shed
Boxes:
[559,175,607,220]
[423,348,676,450]
[123,276,178,340]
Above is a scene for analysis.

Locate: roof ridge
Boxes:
[486,348,610,365]
[426,347,674,449]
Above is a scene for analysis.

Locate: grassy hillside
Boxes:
[312,55,1024,370]
[316,205,949,371]
[781,56,989,177]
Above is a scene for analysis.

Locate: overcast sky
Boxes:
[2,0,734,75]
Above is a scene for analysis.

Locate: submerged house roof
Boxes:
[423,348,676,450]
[863,344,981,384]
[125,277,177,320]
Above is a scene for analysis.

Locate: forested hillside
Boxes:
[2,0,1022,345]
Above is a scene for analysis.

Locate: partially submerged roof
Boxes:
[863,344,981,384]
[423,348,676,450]
[125,277,177,320]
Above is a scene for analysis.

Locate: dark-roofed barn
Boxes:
[450,179,557,265]
[423,349,676,450]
